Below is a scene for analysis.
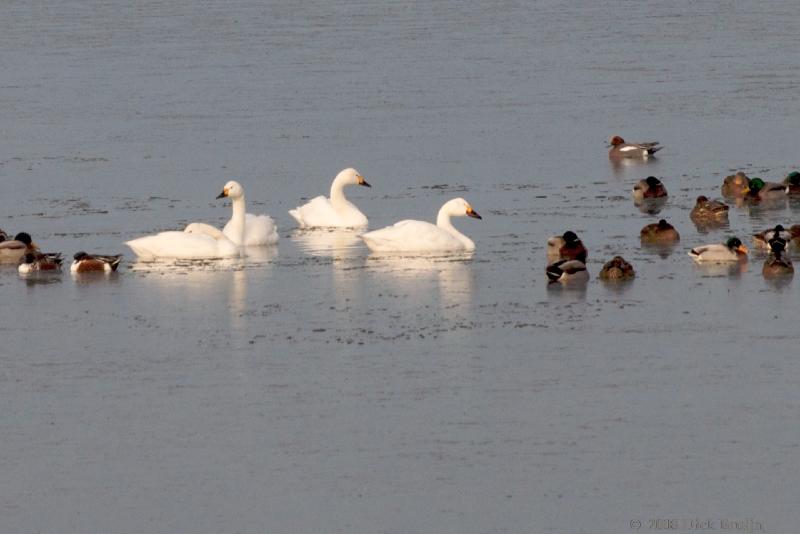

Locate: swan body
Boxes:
[361,198,481,252]
[216,181,278,246]
[688,237,748,262]
[126,224,239,260]
[289,168,371,228]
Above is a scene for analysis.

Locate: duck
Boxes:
[752,225,792,250]
[546,259,589,283]
[688,237,748,262]
[640,219,680,244]
[783,171,800,195]
[608,136,662,158]
[289,168,371,228]
[598,256,635,280]
[690,196,729,222]
[743,177,787,201]
[0,229,8,242]
[70,252,124,273]
[216,180,278,246]
[360,198,481,252]
[0,232,38,264]
[720,171,750,197]
[18,252,63,274]
[126,222,240,260]
[632,176,668,201]
[762,237,794,277]
[555,231,587,263]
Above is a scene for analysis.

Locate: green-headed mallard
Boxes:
[744,177,787,200]
[762,237,794,277]
[632,176,668,201]
[546,259,589,283]
[752,225,791,250]
[688,237,748,262]
[0,232,38,264]
[784,171,800,195]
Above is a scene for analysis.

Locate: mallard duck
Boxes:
[608,136,662,158]
[546,259,589,283]
[640,219,680,244]
[688,237,748,262]
[18,252,63,274]
[0,229,8,242]
[0,232,38,264]
[632,176,668,201]
[744,177,787,200]
[720,171,750,197]
[783,171,800,195]
[558,231,587,262]
[70,252,124,273]
[752,225,792,250]
[598,256,635,280]
[762,238,794,277]
[690,196,729,222]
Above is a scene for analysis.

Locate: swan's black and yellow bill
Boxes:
[216,187,229,199]
[357,175,371,188]
[467,206,482,220]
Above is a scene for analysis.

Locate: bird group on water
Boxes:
[3,139,799,283]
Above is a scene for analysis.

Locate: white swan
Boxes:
[361,198,482,252]
[289,168,371,228]
[216,180,279,246]
[125,222,240,260]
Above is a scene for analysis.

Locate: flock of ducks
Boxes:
[3,139,799,284]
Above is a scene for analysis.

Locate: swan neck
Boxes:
[330,177,348,211]
[230,195,246,244]
[437,206,474,249]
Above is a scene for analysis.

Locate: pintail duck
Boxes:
[688,237,748,262]
[598,256,635,280]
[0,232,39,264]
[762,237,794,277]
[608,136,662,158]
[690,196,729,222]
[546,259,589,283]
[721,171,750,198]
[70,252,124,273]
[632,176,668,201]
[18,252,63,274]
[640,219,680,244]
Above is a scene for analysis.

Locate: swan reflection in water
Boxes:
[291,228,364,260]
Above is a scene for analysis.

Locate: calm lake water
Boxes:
[1,1,799,533]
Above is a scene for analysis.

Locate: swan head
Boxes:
[445,198,482,219]
[216,180,245,199]
[337,168,370,188]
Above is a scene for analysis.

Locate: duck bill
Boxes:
[467,208,482,220]
[737,245,749,255]
[357,176,371,188]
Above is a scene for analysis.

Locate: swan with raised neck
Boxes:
[436,198,481,250]
[289,167,371,228]
[216,180,248,246]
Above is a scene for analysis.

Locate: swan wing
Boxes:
[126,231,238,260]
[224,213,278,246]
[361,220,462,252]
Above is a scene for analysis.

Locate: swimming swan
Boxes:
[216,180,278,246]
[361,198,481,252]
[289,168,371,228]
[125,222,240,260]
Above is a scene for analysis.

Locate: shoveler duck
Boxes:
[721,171,750,197]
[546,259,589,283]
[0,232,38,264]
[688,237,748,262]
[752,225,792,250]
[18,252,63,274]
[762,237,794,277]
[632,176,668,201]
[640,219,680,244]
[743,177,787,201]
[783,171,800,195]
[598,256,635,280]
[608,136,663,158]
[70,252,124,273]
[690,196,729,222]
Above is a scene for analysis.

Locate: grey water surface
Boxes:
[1,1,799,533]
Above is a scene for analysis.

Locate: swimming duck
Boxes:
[598,256,635,280]
[360,198,481,252]
[632,176,668,201]
[783,171,800,195]
[744,177,787,201]
[762,237,794,277]
[640,219,680,244]
[0,229,8,242]
[18,252,63,274]
[688,237,748,262]
[554,231,587,263]
[720,171,750,197]
[608,136,662,158]
[546,259,589,283]
[0,232,38,264]
[70,252,124,273]
[752,225,792,250]
[289,168,371,228]
[690,196,729,222]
